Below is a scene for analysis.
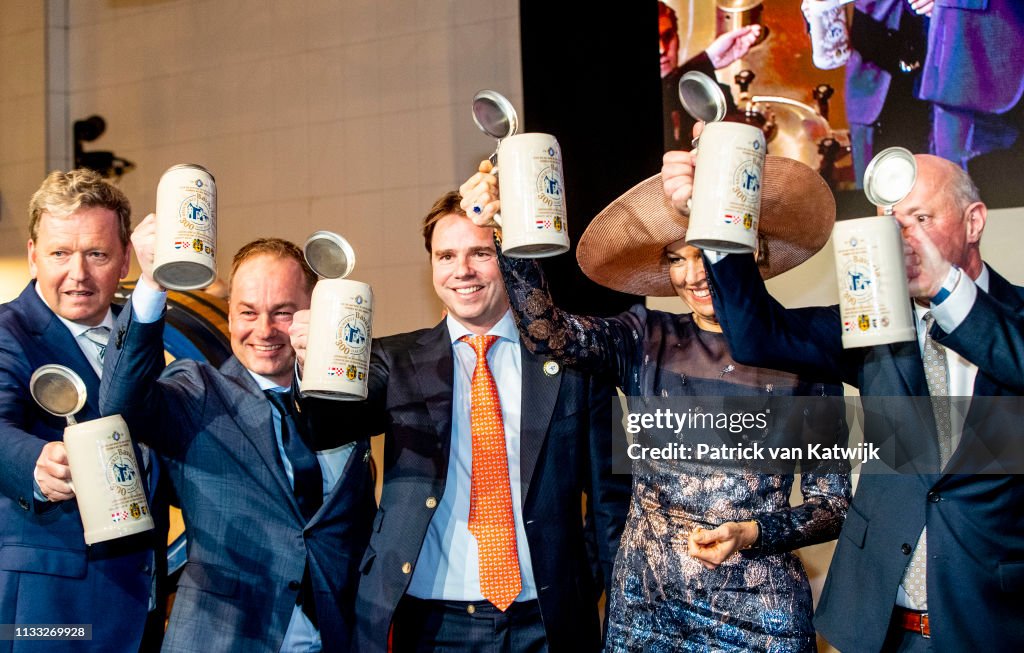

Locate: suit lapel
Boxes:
[409,322,456,469]
[519,345,561,498]
[218,357,303,520]
[884,328,942,480]
[20,283,102,418]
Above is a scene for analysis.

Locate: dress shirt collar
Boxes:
[445,309,518,346]
[246,369,286,393]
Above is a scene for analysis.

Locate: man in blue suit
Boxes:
[101,226,375,652]
[919,0,1024,168]
[661,148,1024,649]
[0,169,165,652]
[290,192,629,652]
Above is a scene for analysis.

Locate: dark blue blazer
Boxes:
[0,283,161,653]
[300,320,629,653]
[706,254,1024,652]
[100,299,375,653]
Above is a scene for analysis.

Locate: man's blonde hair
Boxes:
[28,169,132,246]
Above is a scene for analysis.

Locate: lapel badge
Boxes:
[543,360,560,376]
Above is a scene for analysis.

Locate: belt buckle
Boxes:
[919,612,930,639]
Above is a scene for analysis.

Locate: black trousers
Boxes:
[392,596,547,653]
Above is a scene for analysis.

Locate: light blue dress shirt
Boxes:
[406,309,537,602]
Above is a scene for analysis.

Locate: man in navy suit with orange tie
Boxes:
[290,191,629,652]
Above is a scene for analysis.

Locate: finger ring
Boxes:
[472,205,482,214]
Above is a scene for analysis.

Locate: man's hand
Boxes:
[706,25,761,69]
[34,441,75,502]
[459,160,501,228]
[289,309,310,373]
[896,214,952,300]
[907,0,934,17]
[131,213,165,292]
[688,520,759,570]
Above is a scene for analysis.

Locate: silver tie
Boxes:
[900,312,952,608]
[82,326,111,363]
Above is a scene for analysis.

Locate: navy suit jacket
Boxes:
[0,283,162,653]
[300,320,629,653]
[706,254,1024,652]
[100,299,375,653]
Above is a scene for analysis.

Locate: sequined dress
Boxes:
[499,255,851,653]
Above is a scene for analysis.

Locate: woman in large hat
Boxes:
[459,153,851,652]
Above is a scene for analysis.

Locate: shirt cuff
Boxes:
[131,281,168,324]
[33,477,48,503]
[704,249,729,264]
[930,269,977,333]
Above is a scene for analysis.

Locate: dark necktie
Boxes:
[264,389,321,626]
[264,389,324,521]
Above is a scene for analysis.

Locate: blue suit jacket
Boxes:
[0,283,161,653]
[706,254,1024,652]
[920,0,1024,114]
[100,300,375,653]
[299,320,629,653]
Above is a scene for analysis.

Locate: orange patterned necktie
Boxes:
[460,334,522,611]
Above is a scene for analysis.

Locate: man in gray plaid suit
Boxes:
[101,217,375,652]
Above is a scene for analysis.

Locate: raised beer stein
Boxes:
[805,0,851,70]
[29,365,154,545]
[299,231,374,400]
[678,71,766,253]
[832,147,916,348]
[153,164,218,291]
[471,89,570,258]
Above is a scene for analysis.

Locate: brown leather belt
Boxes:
[896,607,930,638]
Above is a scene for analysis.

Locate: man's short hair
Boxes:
[231,238,317,293]
[659,1,679,34]
[29,169,132,246]
[948,164,982,213]
[422,191,467,254]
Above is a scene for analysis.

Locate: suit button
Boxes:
[401,562,412,574]
[901,543,912,555]
[288,580,301,590]
[140,564,152,573]
[927,491,940,503]
[466,604,476,615]
[425,497,437,509]
[18,497,30,510]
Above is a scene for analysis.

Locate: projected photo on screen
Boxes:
[658,0,1024,209]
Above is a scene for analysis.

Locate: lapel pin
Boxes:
[543,360,560,376]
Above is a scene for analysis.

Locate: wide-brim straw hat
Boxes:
[577,155,836,297]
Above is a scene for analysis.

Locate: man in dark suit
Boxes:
[661,149,1024,650]
[0,169,165,652]
[290,191,628,653]
[919,0,1024,169]
[659,0,760,152]
[100,226,375,652]
[842,0,931,186]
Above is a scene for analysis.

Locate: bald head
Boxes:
[891,154,986,280]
